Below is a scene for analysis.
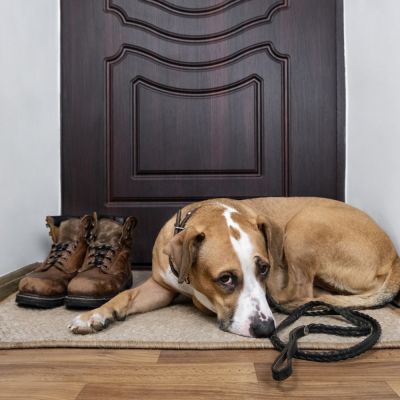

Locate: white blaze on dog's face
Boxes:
[187,205,276,338]
[220,206,275,337]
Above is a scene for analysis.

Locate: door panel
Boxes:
[61,0,344,266]
[107,44,286,202]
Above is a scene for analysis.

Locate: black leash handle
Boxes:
[270,301,381,381]
[271,325,309,381]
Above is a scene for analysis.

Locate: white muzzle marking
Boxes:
[223,206,275,337]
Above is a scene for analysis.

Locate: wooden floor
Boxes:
[0,348,400,399]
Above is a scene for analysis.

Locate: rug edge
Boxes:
[1,340,399,350]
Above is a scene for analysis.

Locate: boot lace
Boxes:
[45,242,76,271]
[87,244,116,269]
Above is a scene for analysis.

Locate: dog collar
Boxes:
[168,207,199,282]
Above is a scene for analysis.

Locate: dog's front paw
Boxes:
[68,310,111,334]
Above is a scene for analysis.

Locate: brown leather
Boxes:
[67,215,136,298]
[18,215,92,297]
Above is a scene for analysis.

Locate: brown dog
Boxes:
[68,197,400,337]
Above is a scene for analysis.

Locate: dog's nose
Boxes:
[250,318,275,338]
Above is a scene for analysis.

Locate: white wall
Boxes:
[345,0,400,252]
[0,0,60,276]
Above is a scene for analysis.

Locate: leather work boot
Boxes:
[16,215,92,308]
[65,214,137,309]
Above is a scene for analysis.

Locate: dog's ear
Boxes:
[257,215,284,268]
[163,226,205,283]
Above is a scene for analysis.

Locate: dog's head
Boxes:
[163,203,282,338]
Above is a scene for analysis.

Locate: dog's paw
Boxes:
[68,311,111,335]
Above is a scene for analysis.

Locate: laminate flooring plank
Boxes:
[0,362,257,385]
[0,382,85,400]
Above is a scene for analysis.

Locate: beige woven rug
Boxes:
[1,271,400,350]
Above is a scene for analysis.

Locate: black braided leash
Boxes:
[267,299,382,381]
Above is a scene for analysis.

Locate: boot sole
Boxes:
[64,274,133,309]
[16,293,65,308]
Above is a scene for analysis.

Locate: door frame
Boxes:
[336,0,345,201]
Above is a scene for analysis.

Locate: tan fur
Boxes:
[246,197,400,310]
[69,197,400,335]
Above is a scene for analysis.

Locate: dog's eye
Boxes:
[259,264,268,275]
[256,257,270,277]
[216,272,238,292]
[219,273,233,285]
[217,272,238,290]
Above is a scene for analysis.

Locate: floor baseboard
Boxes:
[0,263,39,302]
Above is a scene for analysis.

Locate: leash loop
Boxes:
[271,325,308,381]
[269,301,381,381]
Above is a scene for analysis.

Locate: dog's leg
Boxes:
[285,264,314,300]
[68,277,177,334]
[269,262,315,307]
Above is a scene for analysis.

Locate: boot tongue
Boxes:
[58,218,82,243]
[94,219,123,246]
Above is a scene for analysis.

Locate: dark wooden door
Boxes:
[61,0,344,266]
